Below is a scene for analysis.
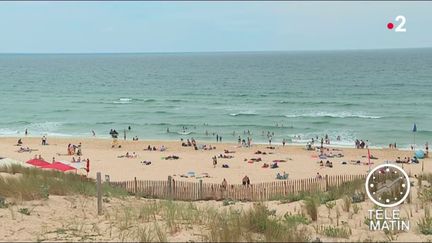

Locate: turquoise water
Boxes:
[0,49,431,148]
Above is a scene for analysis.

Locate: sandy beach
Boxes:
[1,136,429,184]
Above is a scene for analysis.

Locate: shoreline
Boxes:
[0,134,408,150]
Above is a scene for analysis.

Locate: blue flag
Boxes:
[413,123,417,132]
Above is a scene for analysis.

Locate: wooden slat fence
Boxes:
[109,174,367,201]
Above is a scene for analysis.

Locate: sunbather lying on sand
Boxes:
[218,154,233,159]
[118,152,138,158]
[17,147,36,153]
[262,163,269,168]
[224,149,235,154]
[164,155,180,160]
[254,150,267,155]
[141,160,152,165]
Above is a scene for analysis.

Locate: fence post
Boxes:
[134,177,138,198]
[96,172,102,215]
[199,179,203,200]
[168,176,172,199]
[325,175,329,192]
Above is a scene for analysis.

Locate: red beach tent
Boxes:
[26,159,51,167]
[40,162,76,172]
[26,159,76,172]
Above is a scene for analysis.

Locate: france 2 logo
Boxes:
[387,15,406,32]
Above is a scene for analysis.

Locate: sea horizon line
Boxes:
[1,46,431,55]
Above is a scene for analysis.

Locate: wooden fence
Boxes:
[109,174,367,201]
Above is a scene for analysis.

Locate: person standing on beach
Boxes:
[92,130,96,136]
[426,142,429,155]
[221,178,227,190]
[216,134,219,142]
[282,139,286,146]
[25,129,28,136]
[212,156,218,168]
[124,129,127,140]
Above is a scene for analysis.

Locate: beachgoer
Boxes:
[221,178,228,190]
[242,175,250,186]
[17,138,23,145]
[128,126,131,131]
[212,156,218,168]
[282,139,286,146]
[124,129,127,140]
[52,157,55,163]
[92,130,96,136]
[25,129,28,136]
[316,172,323,179]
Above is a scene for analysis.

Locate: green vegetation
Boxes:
[320,225,352,239]
[0,164,128,201]
[103,201,312,242]
[18,207,31,215]
[303,196,319,221]
[418,207,432,235]
[277,178,365,205]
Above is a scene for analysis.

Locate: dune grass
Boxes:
[0,164,128,201]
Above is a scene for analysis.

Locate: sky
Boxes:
[0,1,431,53]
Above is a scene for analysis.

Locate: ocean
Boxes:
[1,49,431,148]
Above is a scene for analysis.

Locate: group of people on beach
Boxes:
[67,143,82,156]
[355,139,368,149]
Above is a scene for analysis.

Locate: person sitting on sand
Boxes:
[77,157,81,162]
[262,163,269,168]
[411,156,419,164]
[153,146,157,151]
[325,160,333,168]
[319,160,324,167]
[222,164,229,168]
[52,157,55,163]
[17,138,23,146]
[72,157,76,162]
[270,162,279,169]
[316,172,323,179]
[38,154,43,160]
[242,175,250,186]
[160,145,166,152]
